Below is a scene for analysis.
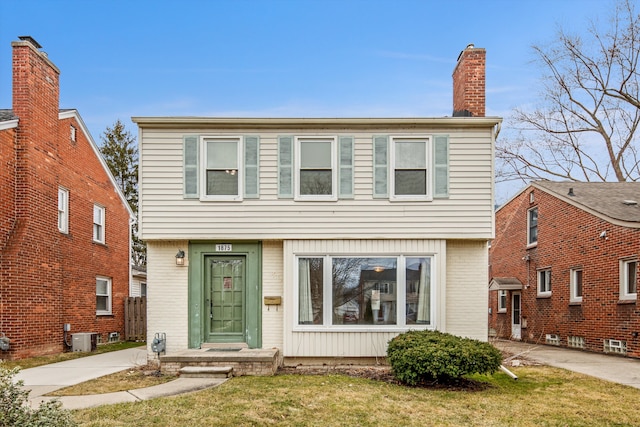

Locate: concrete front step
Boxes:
[179,366,233,378]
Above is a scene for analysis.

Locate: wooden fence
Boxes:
[124,296,146,341]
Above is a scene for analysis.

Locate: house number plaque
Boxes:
[215,244,232,252]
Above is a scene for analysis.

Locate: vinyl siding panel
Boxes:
[445,240,489,340]
[138,127,494,240]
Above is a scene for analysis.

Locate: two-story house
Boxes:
[489,181,640,358]
[0,36,134,359]
[133,45,501,367]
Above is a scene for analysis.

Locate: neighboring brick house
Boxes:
[133,45,501,363]
[489,181,640,358]
[0,36,134,359]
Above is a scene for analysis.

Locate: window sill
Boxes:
[497,310,507,314]
[617,299,636,305]
[526,243,538,249]
[569,301,582,306]
[536,293,552,299]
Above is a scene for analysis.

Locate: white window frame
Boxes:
[96,276,112,315]
[58,187,69,234]
[620,258,637,300]
[390,136,432,201]
[200,136,243,202]
[570,268,583,303]
[93,204,105,244]
[527,207,538,247]
[294,136,337,201]
[294,254,435,331]
[537,268,552,297]
[70,124,77,142]
[498,290,507,313]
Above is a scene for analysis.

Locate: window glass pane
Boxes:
[300,170,332,195]
[332,258,397,325]
[207,170,238,195]
[394,170,427,195]
[529,208,538,244]
[395,141,426,168]
[575,270,583,297]
[300,141,331,168]
[298,258,323,324]
[627,261,637,294]
[206,141,237,168]
[96,279,108,295]
[406,257,430,325]
[96,296,108,311]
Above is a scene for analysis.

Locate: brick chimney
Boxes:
[12,36,61,139]
[452,44,485,117]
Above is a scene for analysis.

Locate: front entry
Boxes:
[511,291,521,340]
[205,256,246,343]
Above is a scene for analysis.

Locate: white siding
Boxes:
[139,127,494,241]
[283,239,448,358]
[262,240,284,350]
[445,240,489,340]
[146,241,190,356]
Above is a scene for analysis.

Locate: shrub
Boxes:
[387,330,502,385]
[0,366,77,427]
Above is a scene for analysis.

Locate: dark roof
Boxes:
[533,181,640,223]
[0,109,17,121]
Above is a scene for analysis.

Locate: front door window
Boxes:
[206,256,245,342]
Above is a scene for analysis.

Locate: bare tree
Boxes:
[497,0,640,186]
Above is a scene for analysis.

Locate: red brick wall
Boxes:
[0,125,16,250]
[489,187,640,358]
[0,39,131,359]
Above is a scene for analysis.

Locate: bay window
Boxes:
[297,255,433,328]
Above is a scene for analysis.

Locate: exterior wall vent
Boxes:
[545,334,560,345]
[604,339,627,354]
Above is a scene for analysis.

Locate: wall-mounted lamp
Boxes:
[175,249,185,266]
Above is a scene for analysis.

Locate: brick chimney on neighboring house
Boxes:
[452,44,486,117]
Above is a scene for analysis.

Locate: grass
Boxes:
[0,341,145,370]
[72,366,640,427]
[47,364,175,396]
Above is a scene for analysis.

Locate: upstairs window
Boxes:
[183,135,259,200]
[528,207,538,246]
[570,268,583,303]
[295,137,336,200]
[204,138,242,200]
[93,204,105,243]
[538,268,552,297]
[58,187,69,234]
[620,258,638,300]
[373,135,448,200]
[70,125,77,142]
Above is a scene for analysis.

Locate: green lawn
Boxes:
[73,366,640,427]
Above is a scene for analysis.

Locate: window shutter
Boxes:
[278,136,293,198]
[338,136,354,198]
[433,135,449,198]
[244,136,259,198]
[183,135,199,198]
[373,135,388,198]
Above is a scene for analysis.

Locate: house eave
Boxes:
[131,116,502,131]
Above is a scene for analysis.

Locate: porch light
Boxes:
[175,250,185,266]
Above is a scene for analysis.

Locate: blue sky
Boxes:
[0,0,619,202]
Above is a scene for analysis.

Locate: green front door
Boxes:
[205,255,246,343]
